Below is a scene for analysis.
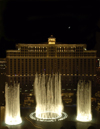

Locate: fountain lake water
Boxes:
[5,82,22,125]
[76,80,92,122]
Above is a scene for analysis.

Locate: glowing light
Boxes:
[76,80,92,122]
[48,42,55,44]
[68,26,71,29]
[5,116,22,125]
[5,82,22,125]
[84,48,87,50]
[29,111,68,122]
[76,114,92,122]
[31,73,67,122]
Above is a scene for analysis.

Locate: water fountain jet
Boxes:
[5,82,22,125]
[30,73,67,122]
[76,80,92,122]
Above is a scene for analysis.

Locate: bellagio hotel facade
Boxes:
[6,36,97,93]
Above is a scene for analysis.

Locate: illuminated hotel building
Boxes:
[6,36,97,93]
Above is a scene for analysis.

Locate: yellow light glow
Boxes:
[49,42,55,44]
[48,39,55,42]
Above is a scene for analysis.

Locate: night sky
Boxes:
[0,0,100,57]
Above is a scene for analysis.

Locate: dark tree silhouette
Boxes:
[87,126,95,129]
[70,126,76,129]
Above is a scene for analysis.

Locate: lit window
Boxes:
[29,93,32,96]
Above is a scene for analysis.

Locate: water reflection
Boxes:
[1,106,100,129]
[6,125,22,129]
[75,122,92,129]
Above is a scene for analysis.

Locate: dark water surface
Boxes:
[1,106,100,129]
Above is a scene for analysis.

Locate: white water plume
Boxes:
[77,80,92,122]
[34,73,63,120]
[5,82,22,125]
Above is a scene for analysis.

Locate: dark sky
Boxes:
[0,0,100,57]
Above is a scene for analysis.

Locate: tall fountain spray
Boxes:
[5,82,22,125]
[76,80,92,122]
[30,73,67,122]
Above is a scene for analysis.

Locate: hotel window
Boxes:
[21,47,24,50]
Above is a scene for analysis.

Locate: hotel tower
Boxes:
[6,35,97,93]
